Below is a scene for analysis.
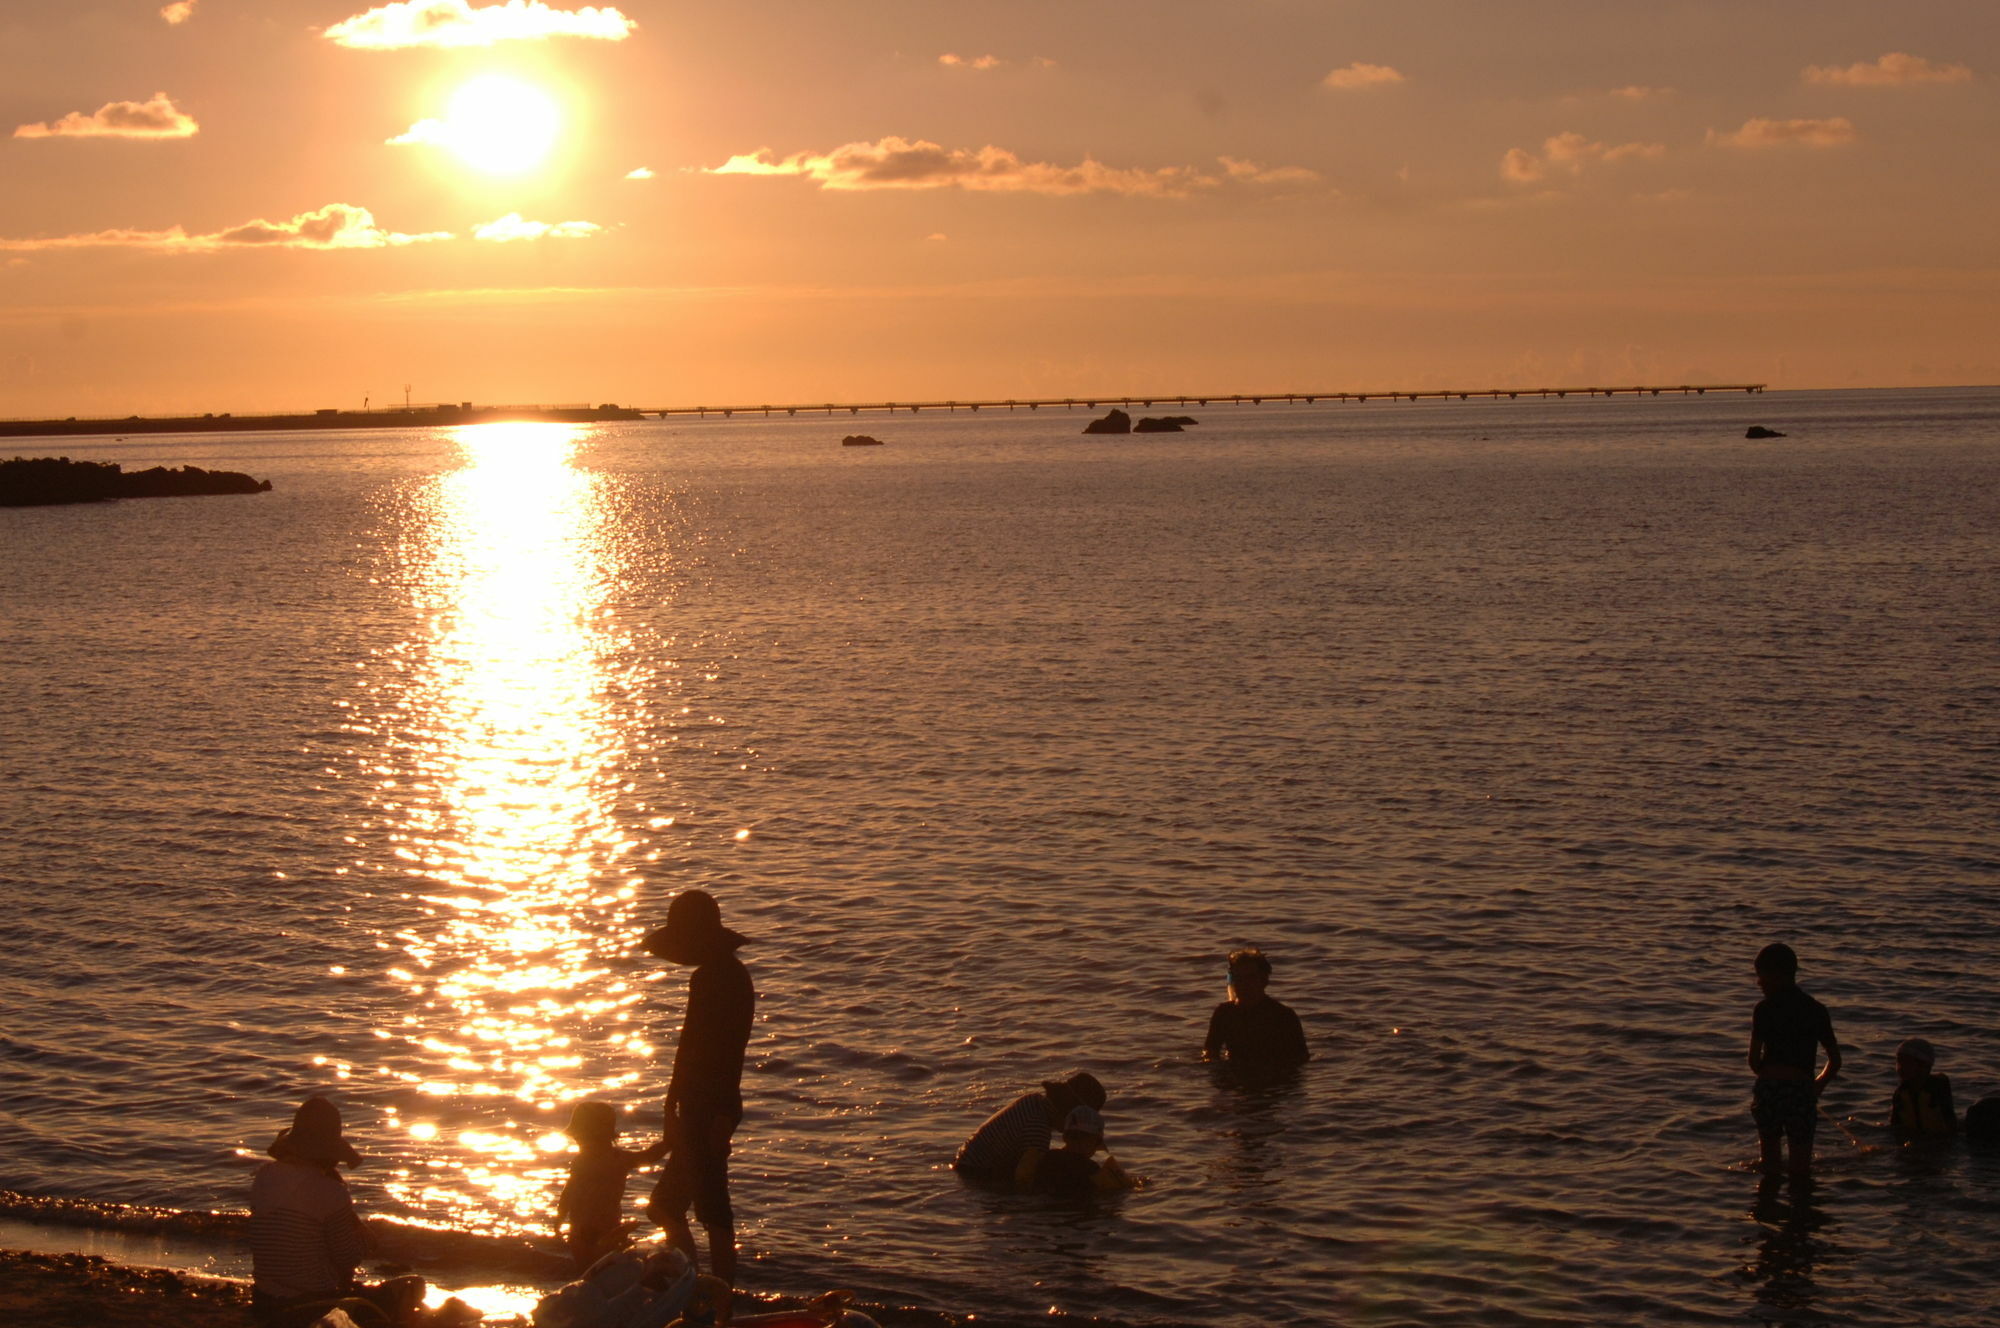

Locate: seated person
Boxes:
[953,1071,1106,1183]
[249,1097,428,1328]
[1890,1037,1956,1136]
[1203,948,1309,1068]
[1016,1106,1141,1194]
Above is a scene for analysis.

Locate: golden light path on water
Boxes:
[360,423,660,1242]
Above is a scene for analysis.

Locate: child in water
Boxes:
[1747,942,1841,1180]
[1019,1106,1142,1194]
[554,1101,670,1272]
[1890,1037,1956,1137]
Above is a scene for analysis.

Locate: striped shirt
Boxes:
[249,1159,367,1302]
[953,1092,1053,1178]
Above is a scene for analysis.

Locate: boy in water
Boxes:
[1889,1037,1956,1137]
[1021,1105,1141,1194]
[1203,947,1309,1069]
[1747,942,1841,1180]
[554,1101,670,1272]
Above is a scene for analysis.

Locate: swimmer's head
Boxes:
[1896,1037,1937,1081]
[1228,947,1272,999]
[1061,1104,1105,1154]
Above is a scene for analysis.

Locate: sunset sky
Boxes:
[2,1,1995,415]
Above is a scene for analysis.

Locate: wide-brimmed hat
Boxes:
[641,889,748,964]
[269,1096,360,1168]
[1042,1070,1106,1113]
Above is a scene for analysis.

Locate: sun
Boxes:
[436,75,562,175]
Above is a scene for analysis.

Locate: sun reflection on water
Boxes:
[360,423,659,1232]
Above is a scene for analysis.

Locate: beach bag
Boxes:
[533,1246,698,1328]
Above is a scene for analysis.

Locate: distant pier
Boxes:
[646,384,1767,418]
[0,384,1766,438]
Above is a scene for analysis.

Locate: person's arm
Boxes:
[1283,1006,1310,1064]
[1937,1074,1957,1132]
[1815,1011,1841,1090]
[1012,1147,1045,1188]
[1203,1004,1227,1061]
[632,1136,670,1165]
[1747,1009,1766,1075]
[554,1176,573,1234]
[1094,1156,1142,1191]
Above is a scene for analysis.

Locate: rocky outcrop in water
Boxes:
[1744,425,1786,439]
[1,456,273,507]
[841,434,885,446]
[1082,409,1131,435]
[1133,416,1199,432]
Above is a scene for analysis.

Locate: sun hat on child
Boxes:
[1897,1037,1937,1066]
[564,1101,617,1143]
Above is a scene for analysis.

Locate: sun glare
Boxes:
[441,75,561,175]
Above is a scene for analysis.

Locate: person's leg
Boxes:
[691,1133,737,1285]
[1785,1110,1816,1182]
[646,1157,699,1271]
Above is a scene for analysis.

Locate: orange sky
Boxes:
[2,1,1996,415]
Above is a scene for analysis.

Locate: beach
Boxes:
[4,390,1999,1327]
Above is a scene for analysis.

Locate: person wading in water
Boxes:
[642,889,754,1285]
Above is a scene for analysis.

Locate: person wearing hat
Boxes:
[952,1070,1107,1185]
[641,889,755,1286]
[1890,1037,1957,1137]
[1022,1104,1143,1195]
[248,1096,427,1328]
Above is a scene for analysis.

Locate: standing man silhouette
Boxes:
[642,890,754,1285]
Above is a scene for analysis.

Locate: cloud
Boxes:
[1610,85,1673,101]
[624,166,654,180]
[1707,117,1857,149]
[471,212,601,241]
[707,137,1319,197]
[324,0,634,49]
[939,53,1003,70]
[925,233,948,242]
[1502,131,1665,182]
[1803,53,1972,87]
[1322,62,1404,91]
[160,1,197,23]
[0,203,450,252]
[13,93,198,140]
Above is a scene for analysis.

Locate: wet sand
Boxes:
[0,1245,967,1328]
[0,1249,249,1327]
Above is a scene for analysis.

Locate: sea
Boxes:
[1,386,1997,1327]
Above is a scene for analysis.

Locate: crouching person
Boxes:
[250,1096,427,1328]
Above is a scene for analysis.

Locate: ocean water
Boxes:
[2,387,1997,1327]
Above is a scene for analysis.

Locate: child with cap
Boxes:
[1890,1038,1957,1137]
[1020,1105,1142,1194]
[555,1101,670,1272]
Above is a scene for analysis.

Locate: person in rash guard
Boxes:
[953,1071,1107,1183]
[642,889,755,1286]
[1203,947,1309,1069]
[248,1096,426,1328]
[1747,942,1842,1180]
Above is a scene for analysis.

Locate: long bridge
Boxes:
[642,383,1767,418]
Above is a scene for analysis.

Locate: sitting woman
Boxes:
[249,1096,427,1328]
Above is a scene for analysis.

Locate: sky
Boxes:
[1,0,1996,416]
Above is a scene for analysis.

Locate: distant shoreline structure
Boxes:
[0,384,1767,439]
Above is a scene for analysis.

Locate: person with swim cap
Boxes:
[953,1071,1107,1184]
[1203,947,1309,1069]
[1747,942,1841,1180]
[1890,1037,1956,1137]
